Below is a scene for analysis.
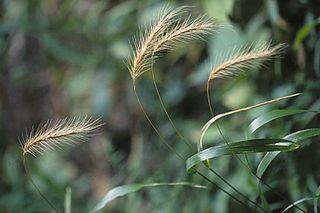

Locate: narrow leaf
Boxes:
[284,128,320,142]
[293,17,320,51]
[256,151,280,178]
[257,128,320,178]
[186,138,299,173]
[249,109,318,134]
[199,93,300,151]
[282,197,319,213]
[92,182,207,212]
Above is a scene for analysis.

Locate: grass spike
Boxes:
[22,117,103,157]
[129,6,216,81]
[208,42,286,82]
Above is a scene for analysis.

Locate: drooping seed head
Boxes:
[129,6,217,81]
[208,42,286,82]
[22,117,103,157]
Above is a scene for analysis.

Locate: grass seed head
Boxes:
[208,43,286,82]
[22,117,103,157]
[129,6,217,81]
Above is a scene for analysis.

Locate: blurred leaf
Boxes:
[56,0,78,21]
[249,109,318,134]
[38,33,87,65]
[3,147,21,187]
[103,1,136,35]
[222,81,252,109]
[265,0,288,30]
[265,0,280,24]
[187,60,211,86]
[203,0,234,22]
[64,187,72,213]
[293,17,320,51]
[208,27,245,57]
[186,138,299,173]
[92,182,207,212]
[245,13,270,43]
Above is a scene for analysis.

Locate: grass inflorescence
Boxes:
[129,6,216,81]
[22,117,103,157]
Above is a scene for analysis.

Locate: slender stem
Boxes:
[207,80,266,212]
[206,80,215,117]
[196,171,254,211]
[207,167,267,212]
[134,81,259,210]
[23,156,61,213]
[205,80,267,211]
[151,65,262,210]
[133,83,185,161]
[150,64,194,151]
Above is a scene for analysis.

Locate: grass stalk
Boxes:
[21,117,102,213]
[205,44,307,211]
[23,157,61,213]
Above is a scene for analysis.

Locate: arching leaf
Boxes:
[92,182,207,212]
[249,109,318,134]
[186,138,299,173]
[257,128,320,179]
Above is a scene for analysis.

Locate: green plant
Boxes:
[18,4,320,213]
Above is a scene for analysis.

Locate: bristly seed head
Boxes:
[22,117,104,157]
[208,42,286,82]
[129,6,217,81]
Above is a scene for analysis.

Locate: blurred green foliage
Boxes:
[0,0,319,212]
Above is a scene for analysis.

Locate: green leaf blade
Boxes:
[92,184,144,212]
[257,128,320,179]
[92,182,207,212]
[249,109,316,134]
[284,128,320,143]
[186,138,299,173]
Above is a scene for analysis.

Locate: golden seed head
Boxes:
[22,117,103,157]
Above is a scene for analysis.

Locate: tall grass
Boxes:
[126,5,310,213]
[18,4,319,213]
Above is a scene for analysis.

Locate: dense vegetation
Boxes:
[0,0,319,212]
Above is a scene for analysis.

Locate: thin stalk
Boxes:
[207,167,267,212]
[23,156,61,213]
[150,55,194,151]
[206,81,307,213]
[133,83,185,161]
[206,80,215,117]
[134,80,263,211]
[195,171,258,212]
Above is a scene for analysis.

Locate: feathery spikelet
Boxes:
[153,15,216,53]
[208,43,286,82]
[129,6,216,81]
[129,6,184,81]
[22,117,103,157]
